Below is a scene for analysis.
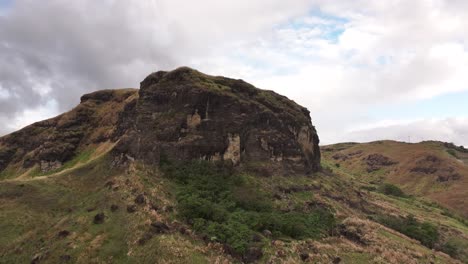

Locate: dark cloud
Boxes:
[0,1,178,120]
[0,0,310,135]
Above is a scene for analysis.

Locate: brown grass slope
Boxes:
[0,153,465,263]
[322,140,468,218]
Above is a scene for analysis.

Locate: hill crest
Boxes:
[0,67,321,179]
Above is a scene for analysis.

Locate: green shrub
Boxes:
[162,161,335,255]
[447,149,458,158]
[360,185,377,192]
[378,183,406,197]
[440,238,468,262]
[376,215,439,248]
[441,240,459,258]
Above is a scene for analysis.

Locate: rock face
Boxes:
[115,67,321,174]
[0,67,321,175]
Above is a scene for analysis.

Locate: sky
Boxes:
[0,0,467,146]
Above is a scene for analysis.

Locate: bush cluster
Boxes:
[376,214,439,248]
[378,183,406,197]
[161,161,335,255]
[446,149,458,158]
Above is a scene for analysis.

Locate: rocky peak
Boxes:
[0,67,321,175]
[115,67,321,174]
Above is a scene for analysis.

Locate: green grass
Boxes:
[0,154,137,263]
[161,160,335,256]
[440,238,468,262]
[0,166,17,180]
[378,183,406,197]
[30,148,95,177]
[375,214,439,248]
[446,149,459,158]
[340,252,373,264]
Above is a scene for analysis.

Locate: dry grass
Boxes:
[322,140,468,217]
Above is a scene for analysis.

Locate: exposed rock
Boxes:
[150,221,170,234]
[333,256,342,264]
[364,153,398,172]
[93,213,105,224]
[332,153,348,161]
[437,173,461,182]
[113,67,320,174]
[223,133,241,165]
[31,253,44,264]
[411,166,438,174]
[127,204,137,213]
[40,160,62,173]
[178,226,187,235]
[0,89,137,174]
[411,155,461,182]
[332,150,363,161]
[134,194,146,205]
[57,230,70,238]
[0,148,16,172]
[243,246,263,263]
[110,205,119,212]
[262,229,272,238]
[186,109,202,129]
[411,155,441,174]
[0,68,320,176]
[349,150,363,156]
[300,252,309,261]
[138,232,154,245]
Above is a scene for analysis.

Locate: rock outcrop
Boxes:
[114,67,321,174]
[0,67,321,175]
[0,89,138,173]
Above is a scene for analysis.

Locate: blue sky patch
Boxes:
[0,0,13,14]
[279,8,348,43]
[370,90,468,120]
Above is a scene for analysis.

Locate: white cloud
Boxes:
[342,117,468,147]
[1,0,468,147]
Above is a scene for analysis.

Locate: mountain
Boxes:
[0,67,466,263]
[0,67,320,179]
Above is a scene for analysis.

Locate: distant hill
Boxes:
[0,68,466,263]
[322,140,468,218]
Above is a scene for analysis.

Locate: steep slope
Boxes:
[321,140,468,217]
[0,68,466,263]
[2,154,466,263]
[0,88,138,180]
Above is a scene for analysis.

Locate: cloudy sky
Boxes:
[1,0,467,146]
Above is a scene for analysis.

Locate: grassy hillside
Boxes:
[322,140,468,218]
[1,148,466,263]
[322,140,468,263]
